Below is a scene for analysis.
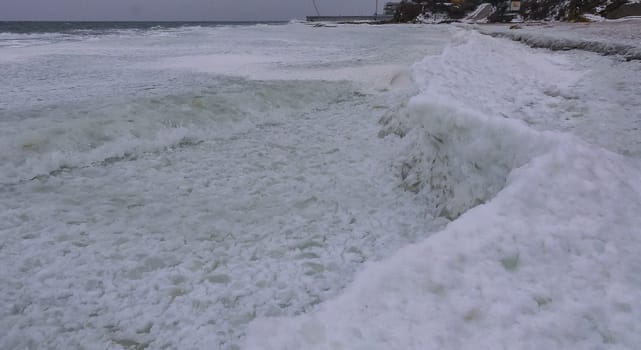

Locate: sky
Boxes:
[0,0,381,21]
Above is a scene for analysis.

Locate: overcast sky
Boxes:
[1,0,381,21]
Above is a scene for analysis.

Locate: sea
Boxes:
[1,21,641,349]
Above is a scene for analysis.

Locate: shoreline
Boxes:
[472,18,641,61]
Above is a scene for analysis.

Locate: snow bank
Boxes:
[244,29,641,350]
[478,19,641,60]
[416,12,452,24]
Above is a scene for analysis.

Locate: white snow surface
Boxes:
[245,29,641,349]
[2,22,641,350]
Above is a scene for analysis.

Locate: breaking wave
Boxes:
[0,79,358,184]
[387,98,558,220]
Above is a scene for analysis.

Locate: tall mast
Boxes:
[375,0,379,15]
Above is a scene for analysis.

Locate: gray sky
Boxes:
[1,0,381,21]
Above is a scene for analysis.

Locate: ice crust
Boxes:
[245,29,641,349]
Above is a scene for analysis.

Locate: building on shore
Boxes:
[306,15,393,22]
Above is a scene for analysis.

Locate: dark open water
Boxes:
[0,21,288,34]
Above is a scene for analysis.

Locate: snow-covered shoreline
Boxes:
[245,27,641,350]
[474,18,641,60]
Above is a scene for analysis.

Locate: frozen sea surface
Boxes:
[0,23,453,349]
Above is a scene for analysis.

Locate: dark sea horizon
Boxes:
[0,20,290,34]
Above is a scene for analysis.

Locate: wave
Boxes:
[244,29,641,349]
[1,79,357,185]
[376,30,577,220]
[387,98,557,220]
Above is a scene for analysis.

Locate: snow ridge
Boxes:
[244,29,641,350]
